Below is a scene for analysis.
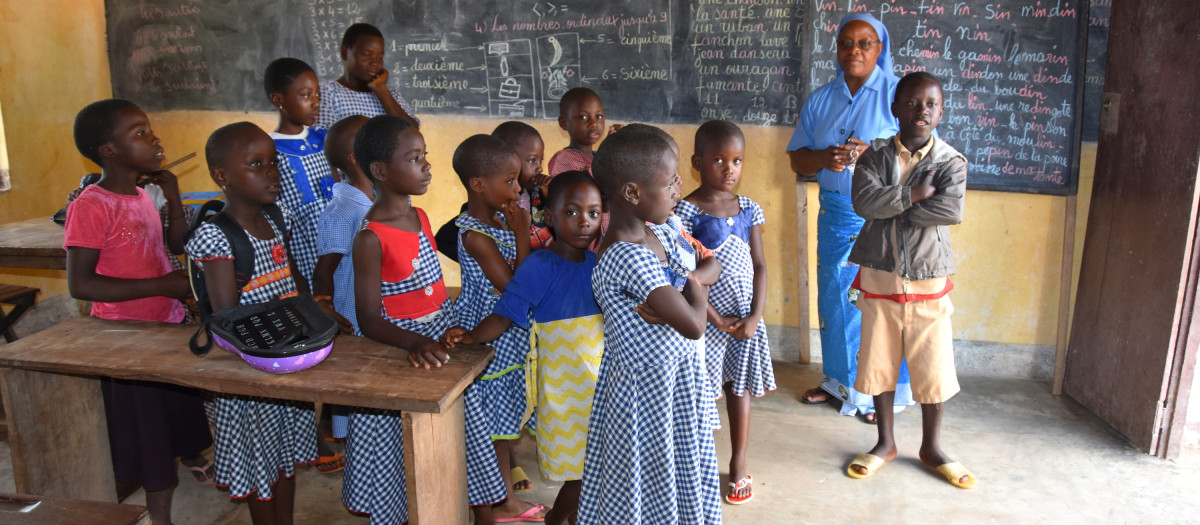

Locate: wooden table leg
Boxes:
[1,369,115,502]
[403,397,468,525]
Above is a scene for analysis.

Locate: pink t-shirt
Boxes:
[547,147,593,177]
[63,185,186,323]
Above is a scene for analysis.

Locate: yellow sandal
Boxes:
[845,453,886,479]
[932,462,977,489]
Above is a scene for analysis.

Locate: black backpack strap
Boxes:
[210,212,255,292]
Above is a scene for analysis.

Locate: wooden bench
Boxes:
[0,317,492,525]
[0,492,148,524]
[0,284,39,343]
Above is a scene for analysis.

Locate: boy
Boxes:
[844,72,975,489]
[313,115,371,335]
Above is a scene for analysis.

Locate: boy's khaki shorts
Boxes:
[854,295,960,404]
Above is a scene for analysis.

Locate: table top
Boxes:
[0,317,493,414]
[0,493,148,524]
[0,218,65,270]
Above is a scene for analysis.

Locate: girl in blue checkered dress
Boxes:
[185,122,318,522]
[316,23,420,130]
[450,134,549,522]
[675,120,776,505]
[579,128,722,525]
[349,117,506,524]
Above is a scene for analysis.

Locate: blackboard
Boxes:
[106,0,1093,195]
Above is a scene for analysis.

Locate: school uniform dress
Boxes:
[315,80,420,129]
[185,210,318,500]
[63,185,212,493]
[317,181,373,335]
[271,126,335,283]
[492,250,604,481]
[578,222,722,525]
[674,197,776,399]
[455,213,533,439]
[343,211,505,524]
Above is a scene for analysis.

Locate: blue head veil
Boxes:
[835,13,896,80]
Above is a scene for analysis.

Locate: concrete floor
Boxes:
[1,358,1197,524]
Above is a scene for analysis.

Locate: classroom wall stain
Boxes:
[0,0,1098,348]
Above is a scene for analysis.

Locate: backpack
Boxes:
[185,200,289,356]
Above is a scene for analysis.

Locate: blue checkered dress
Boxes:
[316,80,421,129]
[184,211,318,500]
[344,219,506,521]
[578,236,722,525]
[675,197,776,398]
[271,127,334,284]
[455,213,533,439]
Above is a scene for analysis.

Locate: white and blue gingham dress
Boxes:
[455,213,533,439]
[343,219,506,523]
[578,234,722,525]
[316,80,421,129]
[675,196,776,398]
[270,127,335,283]
[184,211,318,500]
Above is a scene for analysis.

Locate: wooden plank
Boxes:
[795,180,811,364]
[0,317,492,414]
[0,493,148,525]
[1053,194,1077,395]
[403,399,469,525]
[0,219,66,260]
[1,369,114,501]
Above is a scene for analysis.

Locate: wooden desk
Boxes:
[0,317,492,525]
[0,218,65,270]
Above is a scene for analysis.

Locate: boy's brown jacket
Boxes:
[847,135,967,281]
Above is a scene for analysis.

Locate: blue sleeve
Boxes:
[787,91,820,152]
[492,255,550,329]
[317,203,357,256]
[614,243,671,303]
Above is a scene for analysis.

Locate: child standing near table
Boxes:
[348,116,507,524]
[443,171,605,525]
[313,115,372,335]
[547,87,619,176]
[843,72,975,489]
[185,122,318,523]
[65,99,213,525]
[673,120,775,505]
[317,23,420,129]
[451,134,549,522]
[579,128,722,525]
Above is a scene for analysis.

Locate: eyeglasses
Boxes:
[903,101,942,109]
[837,39,881,51]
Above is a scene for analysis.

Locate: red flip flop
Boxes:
[725,475,753,504]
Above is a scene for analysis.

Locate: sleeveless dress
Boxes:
[578,221,722,525]
[674,196,776,398]
[455,213,534,439]
[184,210,317,500]
[342,210,505,524]
[492,250,604,481]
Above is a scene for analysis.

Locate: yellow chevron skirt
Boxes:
[524,314,604,481]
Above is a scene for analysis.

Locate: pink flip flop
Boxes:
[186,458,215,485]
[495,503,548,523]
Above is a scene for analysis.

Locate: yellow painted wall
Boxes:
[0,0,1095,347]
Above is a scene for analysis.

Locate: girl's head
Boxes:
[206,122,281,206]
[691,120,746,193]
[557,87,605,148]
[544,171,602,251]
[265,58,320,130]
[73,99,162,172]
[453,135,522,208]
[354,115,430,196]
[491,121,544,191]
[340,23,386,85]
[594,128,679,225]
[836,14,892,83]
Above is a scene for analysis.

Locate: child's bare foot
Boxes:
[800,387,830,404]
[493,499,549,522]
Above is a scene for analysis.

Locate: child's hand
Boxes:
[161,270,193,299]
[531,173,553,197]
[607,123,623,136]
[635,302,666,324]
[911,184,937,203]
[709,312,739,333]
[728,315,759,340]
[316,300,354,334]
[367,68,390,93]
[408,340,451,369]
[502,200,532,235]
[440,326,474,348]
[140,170,180,199]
